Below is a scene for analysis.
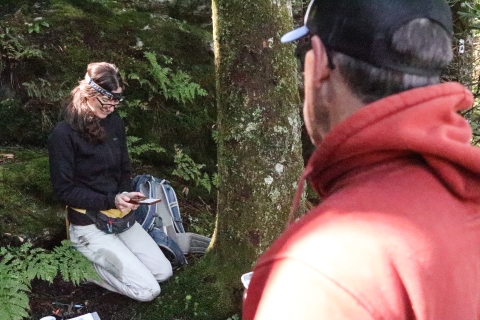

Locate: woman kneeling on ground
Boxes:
[48,62,172,301]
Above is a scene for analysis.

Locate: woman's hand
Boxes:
[115,192,145,212]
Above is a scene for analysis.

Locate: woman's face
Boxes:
[87,87,123,119]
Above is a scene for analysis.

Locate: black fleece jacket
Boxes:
[48,113,132,225]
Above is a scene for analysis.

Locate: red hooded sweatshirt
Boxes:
[243,83,480,320]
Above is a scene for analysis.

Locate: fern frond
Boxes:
[145,51,171,95]
[0,270,31,320]
[127,136,166,161]
[128,72,141,80]
[0,241,98,318]
[0,304,30,320]
[144,50,207,105]
[172,146,212,193]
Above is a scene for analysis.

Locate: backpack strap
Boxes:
[159,179,185,233]
[132,175,156,231]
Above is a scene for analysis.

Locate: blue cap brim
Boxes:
[281,25,309,43]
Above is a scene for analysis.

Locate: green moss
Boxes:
[0,148,64,237]
[137,252,240,320]
[51,1,89,19]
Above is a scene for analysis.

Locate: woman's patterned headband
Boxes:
[85,74,124,101]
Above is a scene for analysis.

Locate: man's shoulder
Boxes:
[291,209,385,242]
[256,203,419,274]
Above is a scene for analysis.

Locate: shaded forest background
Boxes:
[0,0,217,176]
[2,0,480,319]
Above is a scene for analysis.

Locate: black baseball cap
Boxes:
[281,0,453,76]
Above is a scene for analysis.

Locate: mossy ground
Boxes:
[0,148,65,243]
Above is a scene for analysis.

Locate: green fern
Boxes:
[0,241,98,320]
[127,136,166,163]
[169,70,207,103]
[144,51,207,104]
[0,24,44,62]
[52,241,99,285]
[172,146,212,193]
[128,71,158,93]
[22,78,66,101]
[0,262,30,320]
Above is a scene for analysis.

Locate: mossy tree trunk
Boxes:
[210,0,303,312]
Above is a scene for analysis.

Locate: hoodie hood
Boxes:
[304,82,480,202]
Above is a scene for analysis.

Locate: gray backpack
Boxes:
[132,175,211,266]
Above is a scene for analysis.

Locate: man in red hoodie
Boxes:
[243,0,480,319]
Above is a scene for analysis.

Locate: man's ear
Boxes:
[309,35,331,87]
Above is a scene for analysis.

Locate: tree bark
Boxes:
[446,1,480,144]
[446,0,475,85]
[210,0,304,312]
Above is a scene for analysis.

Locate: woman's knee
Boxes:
[131,282,161,302]
[148,252,173,282]
[155,263,173,282]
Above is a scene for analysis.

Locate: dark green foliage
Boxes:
[144,51,207,104]
[168,0,213,26]
[0,99,51,146]
[0,241,98,320]
[0,0,216,175]
[173,146,213,193]
[126,135,166,164]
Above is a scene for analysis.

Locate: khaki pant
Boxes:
[69,222,172,302]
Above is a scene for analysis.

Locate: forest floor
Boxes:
[29,277,138,320]
[28,253,206,320]
[24,198,214,320]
